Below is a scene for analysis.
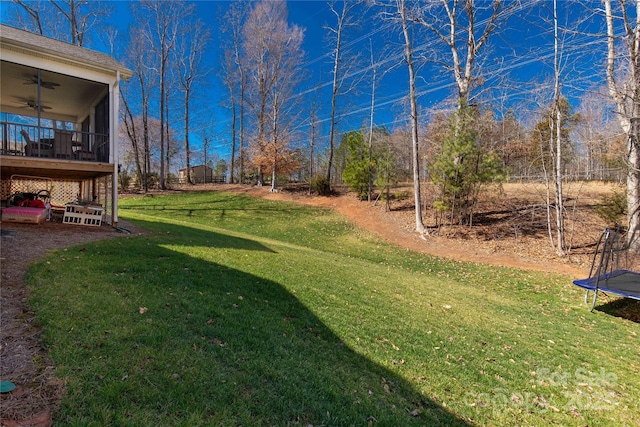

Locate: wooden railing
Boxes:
[0,121,109,163]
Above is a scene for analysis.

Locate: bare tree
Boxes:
[604,0,640,252]
[123,22,157,192]
[176,19,210,185]
[242,0,305,190]
[575,89,616,181]
[548,0,566,255]
[220,2,249,184]
[12,0,109,46]
[398,0,426,233]
[366,38,393,202]
[374,0,427,233]
[11,0,44,35]
[325,0,362,187]
[220,49,240,184]
[411,0,508,110]
[309,89,320,188]
[49,0,103,45]
[242,0,274,185]
[366,39,378,202]
[120,94,143,186]
[142,0,186,190]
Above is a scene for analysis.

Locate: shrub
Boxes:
[394,190,411,201]
[118,169,132,192]
[595,191,627,226]
[310,176,331,195]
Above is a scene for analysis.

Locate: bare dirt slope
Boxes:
[230,181,633,278]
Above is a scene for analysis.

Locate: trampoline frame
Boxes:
[573,227,640,311]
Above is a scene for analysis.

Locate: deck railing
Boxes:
[0,121,109,163]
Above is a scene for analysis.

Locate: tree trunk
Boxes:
[368,40,376,203]
[229,90,236,184]
[553,0,565,255]
[326,23,342,186]
[604,0,640,252]
[627,119,640,251]
[184,88,193,185]
[399,0,425,234]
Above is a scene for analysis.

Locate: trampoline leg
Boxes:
[590,290,598,312]
[584,290,590,305]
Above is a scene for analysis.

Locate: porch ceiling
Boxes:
[1,61,107,122]
[0,155,114,181]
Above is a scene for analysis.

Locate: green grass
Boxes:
[26,190,640,426]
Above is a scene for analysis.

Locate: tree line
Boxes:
[7,0,640,252]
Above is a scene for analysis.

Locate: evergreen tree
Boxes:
[430,106,506,225]
[342,130,375,200]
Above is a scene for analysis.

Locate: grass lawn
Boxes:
[26,191,639,426]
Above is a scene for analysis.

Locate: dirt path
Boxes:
[241,185,588,278]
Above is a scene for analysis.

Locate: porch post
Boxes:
[111,71,120,226]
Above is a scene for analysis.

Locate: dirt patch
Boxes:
[0,182,637,424]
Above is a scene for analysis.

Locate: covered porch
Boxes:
[0,24,132,224]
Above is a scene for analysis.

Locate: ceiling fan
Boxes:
[23,75,60,90]
[26,100,52,110]
[14,97,52,111]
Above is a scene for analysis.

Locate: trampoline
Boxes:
[573,227,640,311]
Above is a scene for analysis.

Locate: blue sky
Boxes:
[2,1,609,165]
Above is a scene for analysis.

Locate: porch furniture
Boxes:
[19,129,32,145]
[74,139,95,161]
[21,130,53,157]
[53,130,74,159]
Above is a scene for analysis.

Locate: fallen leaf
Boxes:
[139,307,148,314]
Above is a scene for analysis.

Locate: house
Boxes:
[0,24,133,225]
[178,164,226,184]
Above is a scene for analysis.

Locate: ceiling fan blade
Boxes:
[26,100,52,110]
[23,76,59,89]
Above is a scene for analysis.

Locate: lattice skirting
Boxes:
[1,175,114,224]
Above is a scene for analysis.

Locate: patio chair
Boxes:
[75,137,95,161]
[20,129,34,155]
[20,129,33,144]
[21,129,53,157]
[53,130,74,159]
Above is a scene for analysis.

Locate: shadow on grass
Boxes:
[596,298,640,323]
[120,193,310,215]
[121,196,317,225]
[34,219,471,426]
